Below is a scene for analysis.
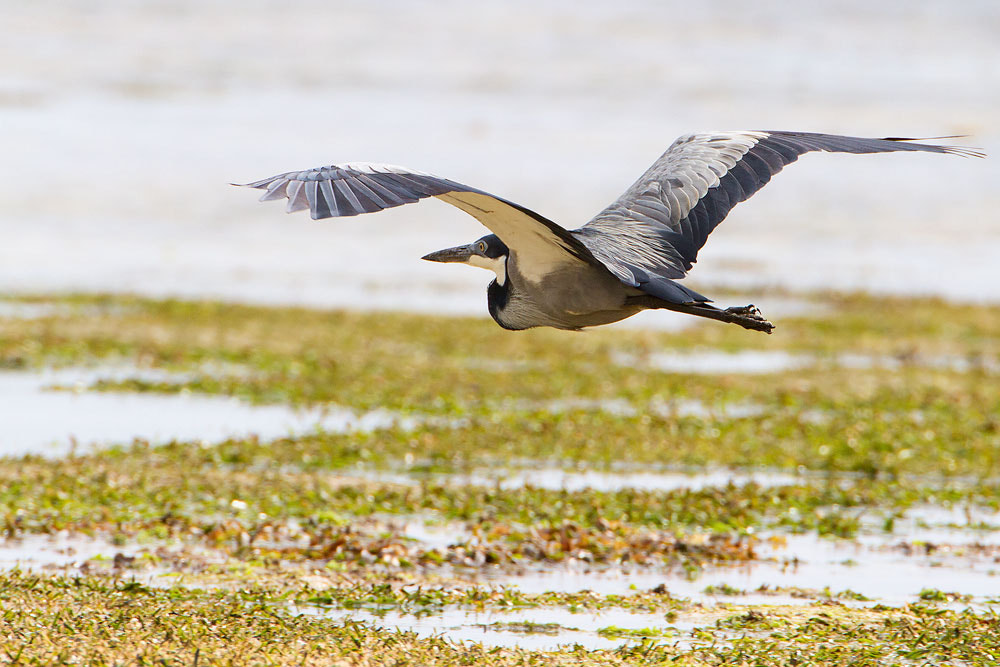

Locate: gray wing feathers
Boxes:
[240,162,607,274]
[242,163,452,219]
[576,131,981,291]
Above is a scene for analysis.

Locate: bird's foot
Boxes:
[725,304,775,334]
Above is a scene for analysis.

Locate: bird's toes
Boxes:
[726,304,764,319]
[725,304,774,334]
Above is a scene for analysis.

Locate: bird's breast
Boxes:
[487,260,629,330]
[512,260,626,315]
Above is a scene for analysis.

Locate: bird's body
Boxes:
[241,131,980,333]
[491,255,636,330]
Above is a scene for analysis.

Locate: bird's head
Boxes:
[421,234,509,285]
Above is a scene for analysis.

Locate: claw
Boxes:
[725,304,774,334]
[726,304,764,319]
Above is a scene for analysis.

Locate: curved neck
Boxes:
[486,279,516,330]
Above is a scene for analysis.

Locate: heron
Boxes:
[240,131,981,334]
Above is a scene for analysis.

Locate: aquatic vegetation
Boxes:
[1,292,999,664]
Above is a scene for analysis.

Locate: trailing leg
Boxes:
[629,296,775,333]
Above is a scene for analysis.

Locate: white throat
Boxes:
[467,254,507,285]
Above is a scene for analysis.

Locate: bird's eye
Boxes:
[477,241,486,253]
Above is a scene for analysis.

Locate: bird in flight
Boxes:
[240,131,981,334]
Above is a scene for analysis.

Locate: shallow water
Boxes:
[1,1,997,315]
[616,349,811,375]
[0,534,146,570]
[0,365,767,458]
[835,352,1000,374]
[0,361,777,459]
[0,301,70,320]
[493,468,801,493]
[365,467,803,494]
[0,368,406,457]
[899,504,1000,532]
[496,395,766,419]
[484,531,1000,606]
[615,349,1000,375]
[297,604,701,651]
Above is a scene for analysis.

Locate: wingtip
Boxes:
[881,134,967,141]
[943,145,986,159]
[879,135,986,158]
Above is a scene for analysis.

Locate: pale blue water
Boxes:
[0,1,996,314]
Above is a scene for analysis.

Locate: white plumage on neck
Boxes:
[466,254,507,285]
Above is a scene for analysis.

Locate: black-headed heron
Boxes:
[240,131,981,333]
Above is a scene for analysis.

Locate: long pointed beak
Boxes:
[421,244,474,264]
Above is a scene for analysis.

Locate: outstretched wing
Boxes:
[574,131,982,297]
[239,162,606,284]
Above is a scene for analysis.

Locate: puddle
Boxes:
[1,365,766,460]
[497,396,765,420]
[0,300,67,320]
[898,504,1000,533]
[0,368,418,457]
[836,352,1000,374]
[0,299,133,321]
[653,398,765,420]
[480,532,1000,607]
[615,349,1000,376]
[489,468,800,493]
[0,534,146,570]
[0,533,238,588]
[398,526,466,551]
[616,350,812,375]
[366,467,804,494]
[0,363,771,459]
[297,604,702,651]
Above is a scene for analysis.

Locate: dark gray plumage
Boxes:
[240,131,981,333]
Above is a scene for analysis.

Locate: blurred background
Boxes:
[2,0,997,320]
